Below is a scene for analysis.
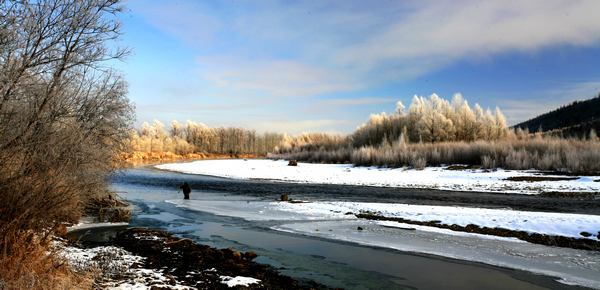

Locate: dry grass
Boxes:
[0,232,96,290]
[270,135,600,175]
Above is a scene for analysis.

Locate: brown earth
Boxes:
[444,165,479,170]
[111,228,341,290]
[119,151,266,161]
[503,176,580,182]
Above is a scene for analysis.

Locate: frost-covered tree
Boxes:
[169,120,184,139]
[458,100,479,142]
[139,122,151,137]
[406,95,426,142]
[481,108,496,140]
[395,101,406,115]
[590,129,598,143]
[416,94,454,143]
[494,107,507,140]
[153,120,167,140]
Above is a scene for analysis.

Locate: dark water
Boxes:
[98,163,591,290]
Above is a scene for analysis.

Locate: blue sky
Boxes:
[115,0,600,135]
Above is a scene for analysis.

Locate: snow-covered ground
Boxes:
[56,234,261,290]
[158,159,600,289]
[157,159,600,194]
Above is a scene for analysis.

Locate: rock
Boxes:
[232,251,242,260]
[288,160,297,166]
[245,251,258,260]
[580,231,592,237]
[357,227,364,231]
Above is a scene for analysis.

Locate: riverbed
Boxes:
[104,162,599,289]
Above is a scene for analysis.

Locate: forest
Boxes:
[268,93,600,175]
[127,120,285,156]
[129,92,600,175]
[127,93,507,158]
[512,92,600,139]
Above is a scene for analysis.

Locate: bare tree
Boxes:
[0,0,134,267]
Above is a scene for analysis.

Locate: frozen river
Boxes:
[108,161,600,289]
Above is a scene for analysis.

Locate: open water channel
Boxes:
[98,163,597,290]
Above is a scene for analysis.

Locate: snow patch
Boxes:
[156,159,600,194]
[220,276,261,287]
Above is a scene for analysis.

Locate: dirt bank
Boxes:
[120,151,266,161]
[119,152,267,166]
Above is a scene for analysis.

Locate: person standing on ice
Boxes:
[179,182,191,199]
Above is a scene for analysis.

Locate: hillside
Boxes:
[512,92,600,138]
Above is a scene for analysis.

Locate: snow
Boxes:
[166,197,600,289]
[158,159,600,289]
[67,216,128,232]
[166,199,599,241]
[56,238,259,290]
[156,159,600,194]
[220,276,261,287]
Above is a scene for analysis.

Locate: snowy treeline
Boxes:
[127,120,284,155]
[275,93,507,152]
[353,93,507,146]
[270,94,600,174]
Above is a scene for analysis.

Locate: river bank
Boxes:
[62,228,340,289]
[153,159,600,289]
[120,151,266,162]
[63,161,600,289]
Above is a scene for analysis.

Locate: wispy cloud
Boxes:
[499,81,600,125]
[130,1,222,45]
[336,1,600,80]
[317,98,396,107]
[127,0,600,133]
[136,0,600,90]
[253,119,351,135]
[197,56,363,98]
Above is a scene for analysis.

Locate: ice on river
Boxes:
[167,198,600,289]
[159,159,600,289]
[156,159,600,194]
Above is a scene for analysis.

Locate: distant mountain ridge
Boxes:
[512,92,600,138]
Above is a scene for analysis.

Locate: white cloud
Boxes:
[135,0,600,92]
[130,0,222,45]
[335,0,600,80]
[317,98,396,107]
[197,56,363,98]
[127,0,600,133]
[252,119,351,135]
